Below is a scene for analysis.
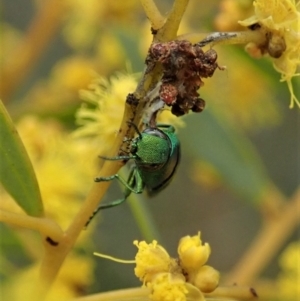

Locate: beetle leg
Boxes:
[94,169,139,192]
[94,167,143,194]
[131,168,144,193]
[94,174,118,182]
[100,167,142,206]
[86,168,144,227]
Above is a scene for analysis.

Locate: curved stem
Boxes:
[0,209,63,241]
[39,142,126,297]
[37,0,192,297]
[226,187,300,285]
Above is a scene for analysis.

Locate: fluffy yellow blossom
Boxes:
[95,233,218,300]
[148,273,192,301]
[73,73,184,154]
[239,0,300,108]
[277,241,300,300]
[2,254,94,301]
[63,0,141,50]
[50,56,96,92]
[215,0,254,31]
[134,240,173,283]
[1,116,96,300]
[73,73,137,154]
[178,233,211,272]
[0,116,98,230]
[95,32,126,73]
[42,254,94,301]
[133,234,219,301]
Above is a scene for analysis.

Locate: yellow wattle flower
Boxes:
[133,240,172,283]
[277,241,300,300]
[147,273,190,301]
[97,234,219,301]
[178,233,211,272]
[73,72,184,155]
[239,0,300,108]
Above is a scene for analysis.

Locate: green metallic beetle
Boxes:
[86,123,180,225]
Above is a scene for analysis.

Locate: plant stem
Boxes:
[71,287,149,301]
[0,209,63,241]
[226,187,300,285]
[70,285,258,301]
[39,139,127,300]
[36,0,193,298]
[157,0,190,41]
[140,0,165,30]
[132,0,191,127]
[127,192,162,242]
[178,30,266,47]
[206,285,258,300]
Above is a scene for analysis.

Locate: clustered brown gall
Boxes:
[146,40,221,116]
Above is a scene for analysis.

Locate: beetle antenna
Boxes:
[99,155,134,161]
[127,121,142,139]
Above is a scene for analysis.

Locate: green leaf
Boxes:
[0,101,43,216]
[0,223,32,280]
[181,110,271,204]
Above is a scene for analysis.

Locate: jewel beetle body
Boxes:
[86,124,180,225]
[132,124,180,195]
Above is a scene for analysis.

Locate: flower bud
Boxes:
[178,233,211,272]
[189,265,220,293]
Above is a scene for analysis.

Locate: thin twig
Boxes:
[157,0,190,41]
[37,0,192,297]
[226,187,300,285]
[178,30,266,47]
[71,287,149,301]
[0,209,63,241]
[127,192,162,242]
[39,155,125,297]
[70,285,258,301]
[206,285,259,300]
